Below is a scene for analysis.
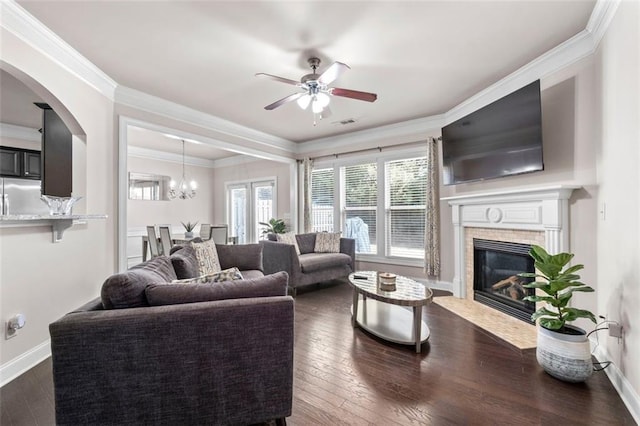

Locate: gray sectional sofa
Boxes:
[260,232,356,296]
[49,242,293,425]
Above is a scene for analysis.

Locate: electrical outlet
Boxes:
[609,323,623,338]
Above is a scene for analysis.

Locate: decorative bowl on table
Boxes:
[378,272,397,291]
[40,195,82,216]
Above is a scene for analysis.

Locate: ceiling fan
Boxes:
[256,57,377,120]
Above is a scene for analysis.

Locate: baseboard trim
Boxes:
[592,342,640,424]
[0,339,51,387]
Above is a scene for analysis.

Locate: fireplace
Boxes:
[473,239,535,323]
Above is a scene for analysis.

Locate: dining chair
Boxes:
[199,223,212,240]
[210,225,228,245]
[146,226,161,258]
[158,226,173,256]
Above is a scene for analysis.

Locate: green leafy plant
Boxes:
[259,218,286,235]
[519,245,596,331]
[181,221,198,232]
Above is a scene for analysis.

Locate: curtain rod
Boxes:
[298,137,442,163]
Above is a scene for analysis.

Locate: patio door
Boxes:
[227,179,276,244]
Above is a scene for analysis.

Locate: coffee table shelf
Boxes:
[348,271,433,353]
[352,298,430,345]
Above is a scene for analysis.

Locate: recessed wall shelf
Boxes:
[0,214,107,243]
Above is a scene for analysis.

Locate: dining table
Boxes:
[141,233,198,262]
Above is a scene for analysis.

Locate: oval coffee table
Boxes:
[348,271,433,353]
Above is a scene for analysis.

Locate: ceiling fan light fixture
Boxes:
[312,97,324,113]
[297,94,311,110]
[316,92,330,108]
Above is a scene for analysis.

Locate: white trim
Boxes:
[0,123,40,142]
[115,86,296,153]
[0,1,117,100]
[592,343,640,424]
[212,155,262,168]
[127,146,217,168]
[414,278,453,294]
[0,339,51,387]
[298,115,446,154]
[587,0,622,46]
[444,30,595,125]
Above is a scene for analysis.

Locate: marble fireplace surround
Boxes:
[435,185,580,349]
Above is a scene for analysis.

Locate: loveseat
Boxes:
[260,232,355,296]
[49,242,293,425]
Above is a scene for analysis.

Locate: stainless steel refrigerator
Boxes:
[1,177,50,216]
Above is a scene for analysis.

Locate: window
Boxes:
[385,157,427,259]
[310,152,427,261]
[227,179,276,244]
[311,168,334,232]
[343,163,377,255]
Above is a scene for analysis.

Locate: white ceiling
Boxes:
[15,0,596,145]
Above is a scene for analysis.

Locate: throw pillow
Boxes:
[189,239,222,275]
[314,232,341,253]
[277,232,301,255]
[171,267,244,284]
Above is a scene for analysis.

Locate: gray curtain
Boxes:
[424,137,440,276]
[302,158,314,233]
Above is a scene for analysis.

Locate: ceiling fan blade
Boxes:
[318,62,350,85]
[264,92,304,110]
[331,87,378,103]
[255,73,300,86]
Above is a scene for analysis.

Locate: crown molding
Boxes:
[297,114,446,155]
[298,0,619,153]
[211,154,262,168]
[127,144,264,170]
[127,146,216,168]
[0,123,40,142]
[0,1,117,100]
[444,29,596,125]
[115,86,297,154]
[587,0,622,46]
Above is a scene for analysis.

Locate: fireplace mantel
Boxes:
[442,185,580,298]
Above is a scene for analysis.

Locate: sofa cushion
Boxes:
[101,256,177,309]
[190,239,222,275]
[295,233,317,254]
[171,267,244,284]
[299,252,353,273]
[170,244,200,279]
[216,243,263,272]
[277,232,300,255]
[145,271,289,306]
[314,232,341,253]
[242,270,265,280]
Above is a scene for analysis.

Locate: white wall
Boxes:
[594,0,640,411]
[0,28,115,381]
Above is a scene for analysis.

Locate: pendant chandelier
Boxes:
[168,140,197,200]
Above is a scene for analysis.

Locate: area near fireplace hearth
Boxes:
[436,185,580,349]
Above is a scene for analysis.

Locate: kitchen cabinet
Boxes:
[36,103,72,196]
[0,147,41,179]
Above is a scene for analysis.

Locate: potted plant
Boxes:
[519,245,596,382]
[259,218,286,239]
[181,221,198,238]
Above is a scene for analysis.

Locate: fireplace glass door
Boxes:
[473,239,535,323]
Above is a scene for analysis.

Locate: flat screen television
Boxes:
[441,80,544,185]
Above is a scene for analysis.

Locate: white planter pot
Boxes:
[536,325,592,382]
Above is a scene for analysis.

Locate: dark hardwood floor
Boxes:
[1,279,634,425]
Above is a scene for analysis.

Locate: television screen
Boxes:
[441,80,544,185]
